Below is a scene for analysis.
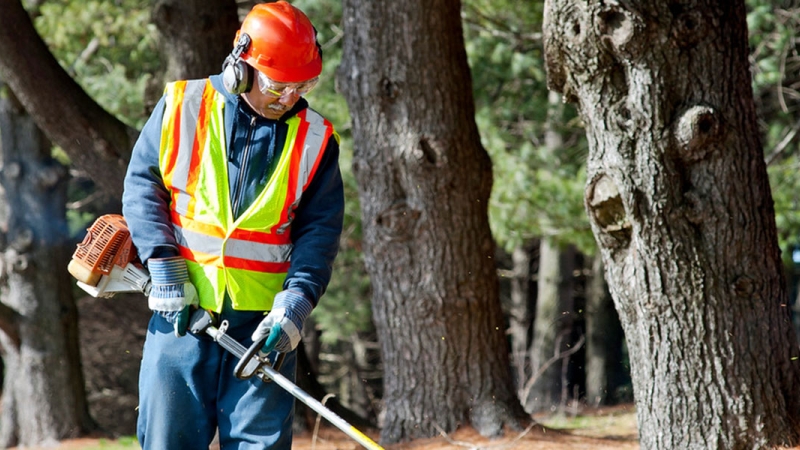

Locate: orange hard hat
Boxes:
[236,1,322,83]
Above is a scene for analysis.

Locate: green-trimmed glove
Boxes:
[147,256,199,337]
[251,290,313,354]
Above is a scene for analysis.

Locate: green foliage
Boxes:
[312,148,375,345]
[96,436,140,449]
[770,157,800,252]
[34,0,159,128]
[67,209,96,237]
[61,436,140,449]
[463,0,594,255]
[295,0,348,129]
[747,1,800,254]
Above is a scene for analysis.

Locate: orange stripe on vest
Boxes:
[163,80,187,181]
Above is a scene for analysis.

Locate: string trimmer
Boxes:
[68,214,384,450]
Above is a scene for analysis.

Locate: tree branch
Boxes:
[0,0,137,199]
[765,118,800,166]
[520,333,586,402]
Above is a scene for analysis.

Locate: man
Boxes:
[121,2,344,448]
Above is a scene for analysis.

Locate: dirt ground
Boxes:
[45,295,643,450]
[18,417,641,450]
[290,414,640,450]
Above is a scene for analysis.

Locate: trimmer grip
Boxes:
[234,336,267,380]
[189,309,215,335]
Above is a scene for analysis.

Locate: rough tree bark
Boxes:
[338,0,528,443]
[544,0,800,447]
[0,87,90,448]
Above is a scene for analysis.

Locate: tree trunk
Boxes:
[584,255,628,406]
[508,244,534,393]
[152,0,240,83]
[525,240,576,413]
[544,0,800,447]
[0,86,91,447]
[338,0,527,443]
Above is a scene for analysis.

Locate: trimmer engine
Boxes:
[67,214,150,298]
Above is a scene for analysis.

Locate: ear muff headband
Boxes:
[222,34,253,95]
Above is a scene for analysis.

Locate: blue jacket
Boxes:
[122,74,344,306]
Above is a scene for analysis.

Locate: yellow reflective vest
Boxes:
[158,79,336,312]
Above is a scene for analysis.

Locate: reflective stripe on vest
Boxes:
[159,79,334,312]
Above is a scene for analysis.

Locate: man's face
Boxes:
[242,70,319,120]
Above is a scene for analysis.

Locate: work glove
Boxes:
[147,256,199,338]
[251,290,313,354]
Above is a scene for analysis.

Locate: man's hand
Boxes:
[252,290,313,353]
[147,256,199,337]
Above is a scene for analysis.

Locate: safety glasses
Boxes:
[257,71,319,98]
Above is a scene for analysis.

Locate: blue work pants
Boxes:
[136,307,296,450]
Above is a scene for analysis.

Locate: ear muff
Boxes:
[222,34,254,95]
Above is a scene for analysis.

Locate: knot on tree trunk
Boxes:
[380,77,399,101]
[731,275,757,298]
[543,2,587,98]
[375,200,421,242]
[413,137,440,165]
[682,190,709,225]
[596,3,644,57]
[4,229,34,274]
[670,8,708,49]
[9,229,33,253]
[675,105,724,162]
[4,248,30,274]
[587,174,631,249]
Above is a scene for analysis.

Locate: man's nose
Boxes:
[279,88,300,104]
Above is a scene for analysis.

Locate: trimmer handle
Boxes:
[235,336,267,379]
[188,309,285,381]
[234,323,281,379]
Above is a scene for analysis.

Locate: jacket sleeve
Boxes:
[122,96,180,265]
[283,136,345,306]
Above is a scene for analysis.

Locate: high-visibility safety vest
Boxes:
[158,79,336,312]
